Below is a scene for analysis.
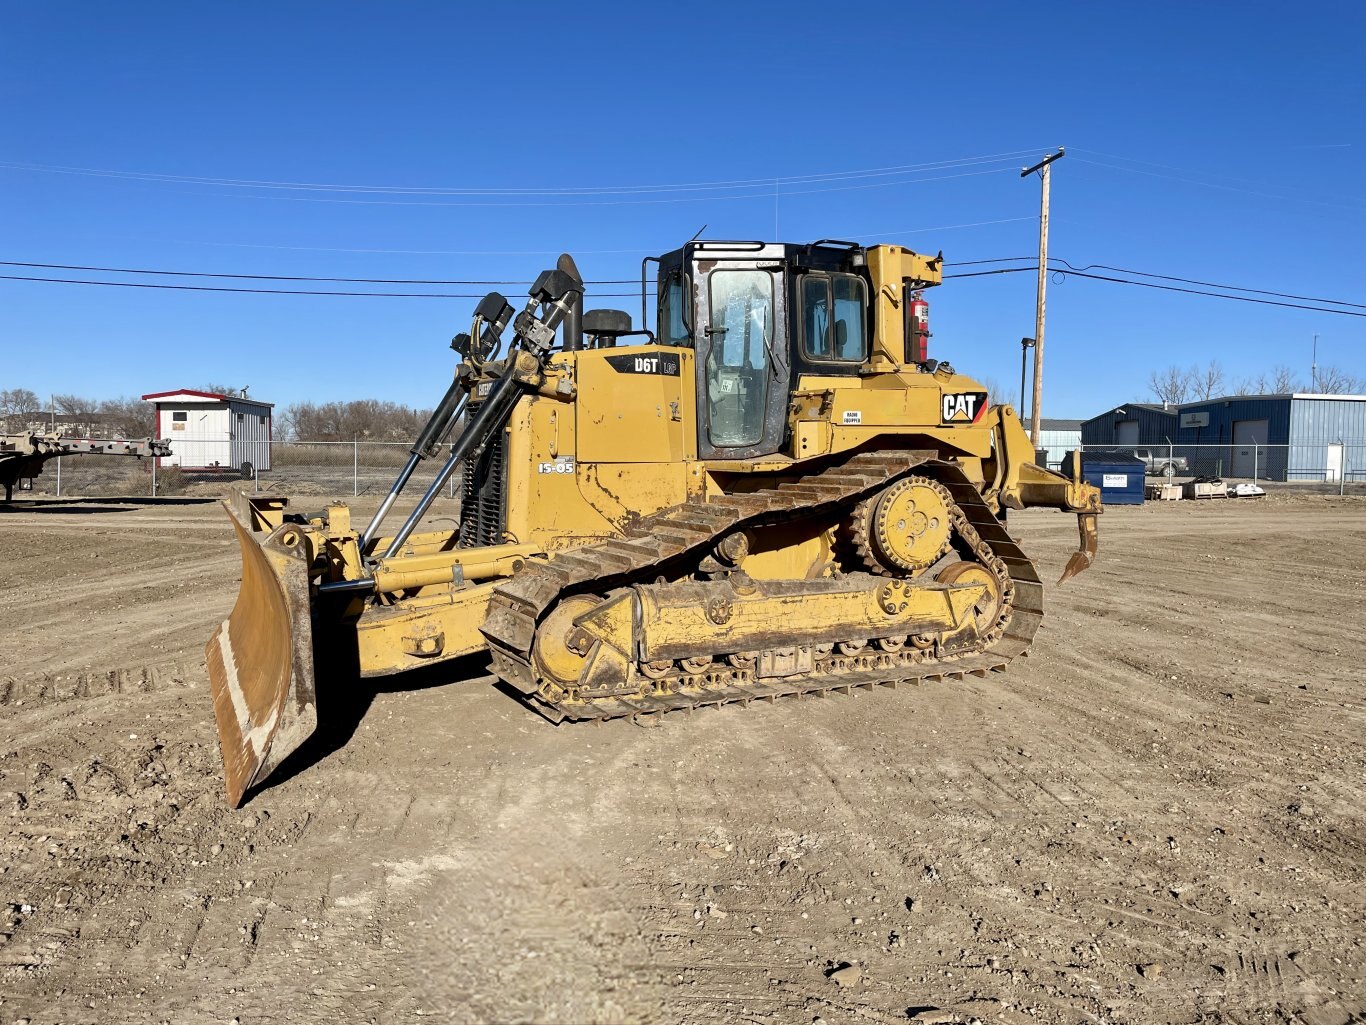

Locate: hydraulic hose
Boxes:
[379,366,525,560]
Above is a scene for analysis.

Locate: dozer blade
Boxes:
[1058,511,1099,584]
[206,504,318,807]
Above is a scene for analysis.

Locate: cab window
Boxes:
[801,273,867,362]
[659,272,692,347]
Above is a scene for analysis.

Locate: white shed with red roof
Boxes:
[141,389,273,474]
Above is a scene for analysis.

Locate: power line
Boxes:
[0,254,1037,286]
[1049,268,1366,318]
[164,240,659,256]
[0,274,644,298]
[946,256,1037,267]
[0,259,636,286]
[4,258,1363,317]
[943,267,1038,279]
[1070,155,1366,215]
[203,166,1020,207]
[0,148,1046,197]
[847,216,1037,239]
[1071,147,1366,207]
[1050,259,1366,310]
[127,216,1030,256]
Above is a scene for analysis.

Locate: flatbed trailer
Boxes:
[0,431,172,501]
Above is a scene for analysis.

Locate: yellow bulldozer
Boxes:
[208,240,1101,805]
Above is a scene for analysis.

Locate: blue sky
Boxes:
[2,1,1362,418]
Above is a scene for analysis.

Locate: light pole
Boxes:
[1019,337,1036,421]
[1021,148,1065,442]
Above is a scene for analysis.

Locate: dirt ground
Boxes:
[1,493,1363,1025]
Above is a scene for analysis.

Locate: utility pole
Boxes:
[1021,148,1065,443]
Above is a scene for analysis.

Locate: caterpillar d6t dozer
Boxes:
[208,241,1101,805]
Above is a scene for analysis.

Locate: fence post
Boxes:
[354,436,359,497]
[152,454,157,497]
[1253,442,1258,482]
[254,462,259,494]
[56,456,61,497]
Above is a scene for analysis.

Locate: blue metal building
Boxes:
[1082,394,1366,481]
[1035,418,1083,471]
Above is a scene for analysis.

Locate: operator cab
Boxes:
[654,240,877,459]
[576,240,938,461]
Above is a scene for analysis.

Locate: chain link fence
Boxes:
[16,435,1366,500]
[16,438,467,501]
[1078,442,1366,489]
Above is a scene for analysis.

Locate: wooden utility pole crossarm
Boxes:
[1021,148,1065,445]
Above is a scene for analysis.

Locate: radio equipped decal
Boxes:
[941,391,989,425]
[841,410,862,425]
[604,353,681,376]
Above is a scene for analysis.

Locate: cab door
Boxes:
[694,259,790,459]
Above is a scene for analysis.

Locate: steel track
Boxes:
[482,450,1043,723]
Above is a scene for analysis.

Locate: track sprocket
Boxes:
[844,475,954,575]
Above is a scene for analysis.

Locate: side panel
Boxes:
[575,462,691,531]
[228,401,272,471]
[788,371,994,463]
[176,403,232,469]
[576,345,694,463]
[1290,397,1366,482]
[504,394,615,548]
[500,378,697,546]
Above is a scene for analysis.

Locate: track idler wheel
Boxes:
[935,561,1003,636]
[532,595,603,687]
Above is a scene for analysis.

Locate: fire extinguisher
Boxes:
[908,292,931,364]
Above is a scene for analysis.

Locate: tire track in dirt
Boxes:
[0,662,198,708]
[2,496,1365,1023]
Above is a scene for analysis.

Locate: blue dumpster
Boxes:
[1067,451,1145,505]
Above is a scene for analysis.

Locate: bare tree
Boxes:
[99,396,156,438]
[53,393,101,418]
[281,399,431,442]
[977,376,1009,406]
[0,387,40,416]
[1231,373,1266,396]
[1148,365,1191,405]
[1312,365,1363,394]
[1269,365,1302,393]
[1188,360,1225,401]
